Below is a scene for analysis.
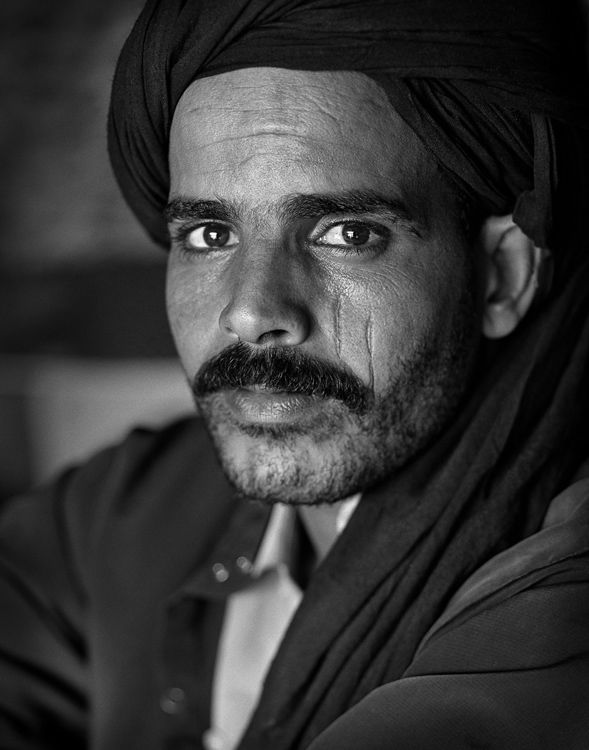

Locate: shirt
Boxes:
[205,496,360,750]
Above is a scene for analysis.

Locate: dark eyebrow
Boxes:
[164,197,238,224]
[165,190,423,235]
[278,190,418,229]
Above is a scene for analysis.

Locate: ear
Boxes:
[479,214,545,339]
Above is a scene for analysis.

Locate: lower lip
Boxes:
[223,388,321,424]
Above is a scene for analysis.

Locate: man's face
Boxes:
[166,68,481,505]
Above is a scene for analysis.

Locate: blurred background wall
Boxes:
[0,0,193,501]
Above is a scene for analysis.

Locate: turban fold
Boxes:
[108,0,589,251]
[108,4,589,749]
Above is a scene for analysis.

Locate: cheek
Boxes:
[166,259,220,373]
[327,261,452,391]
[330,293,377,388]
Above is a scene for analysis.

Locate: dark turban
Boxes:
[108,0,589,255]
[108,4,589,749]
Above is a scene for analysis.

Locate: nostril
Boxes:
[219,295,311,347]
[257,330,289,346]
[221,318,238,337]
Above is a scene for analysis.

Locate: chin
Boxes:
[196,328,477,504]
[203,418,386,505]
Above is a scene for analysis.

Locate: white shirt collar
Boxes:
[253,494,361,575]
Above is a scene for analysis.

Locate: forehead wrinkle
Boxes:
[184,69,387,110]
[182,120,344,149]
[175,120,337,161]
[181,94,362,143]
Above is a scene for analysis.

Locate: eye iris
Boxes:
[203,223,230,247]
[342,223,370,245]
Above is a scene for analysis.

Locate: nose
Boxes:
[219,245,312,347]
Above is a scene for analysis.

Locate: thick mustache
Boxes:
[192,342,370,414]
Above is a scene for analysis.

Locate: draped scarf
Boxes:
[107,2,589,747]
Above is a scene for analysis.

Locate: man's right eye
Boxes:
[179,222,239,250]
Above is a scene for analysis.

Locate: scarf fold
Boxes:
[107,2,589,747]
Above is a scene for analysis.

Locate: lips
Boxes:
[223,386,321,424]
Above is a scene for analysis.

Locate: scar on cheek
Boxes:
[365,312,375,391]
[332,296,375,389]
[333,295,343,359]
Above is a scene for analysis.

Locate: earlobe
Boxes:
[479,215,546,340]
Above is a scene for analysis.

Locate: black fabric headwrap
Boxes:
[108,2,589,749]
[108,0,589,250]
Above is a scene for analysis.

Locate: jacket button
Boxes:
[160,687,186,714]
[212,562,229,582]
[236,556,253,574]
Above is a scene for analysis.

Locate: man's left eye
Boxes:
[315,221,385,248]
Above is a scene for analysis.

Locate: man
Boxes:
[2,0,589,748]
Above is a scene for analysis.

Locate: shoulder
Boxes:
[416,476,589,657]
[0,416,234,605]
[1,416,218,537]
[309,480,589,750]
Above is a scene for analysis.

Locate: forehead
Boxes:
[175,68,393,136]
[169,67,443,214]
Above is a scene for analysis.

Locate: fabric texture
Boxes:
[310,479,589,750]
[105,1,589,748]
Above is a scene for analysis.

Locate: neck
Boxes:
[297,495,360,562]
